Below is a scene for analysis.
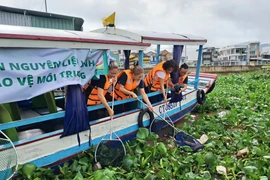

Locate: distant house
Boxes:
[0,5,84,31]
[145,51,156,63]
[199,47,220,66]
[160,50,173,61]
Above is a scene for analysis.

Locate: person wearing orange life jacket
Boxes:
[169,63,189,94]
[114,64,153,112]
[144,60,178,103]
[87,61,118,119]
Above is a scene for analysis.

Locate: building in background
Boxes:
[200,47,220,66]
[218,41,260,65]
[145,51,156,65]
[260,44,270,64]
[0,5,84,31]
[160,50,173,61]
[219,43,248,66]
[248,42,261,65]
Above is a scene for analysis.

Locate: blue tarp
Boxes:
[170,91,183,103]
[60,84,91,146]
[175,132,204,152]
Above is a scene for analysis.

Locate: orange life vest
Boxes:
[82,80,91,92]
[144,62,170,91]
[87,75,112,105]
[178,74,188,84]
[114,70,140,100]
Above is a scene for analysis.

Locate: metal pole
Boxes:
[194,45,203,89]
[138,50,144,67]
[45,0,48,12]
[185,45,187,63]
[156,44,160,65]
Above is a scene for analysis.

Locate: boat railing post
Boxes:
[172,45,184,83]
[156,44,160,65]
[194,45,203,89]
[137,50,144,109]
[139,50,144,67]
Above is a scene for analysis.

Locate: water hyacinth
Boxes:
[16,72,270,180]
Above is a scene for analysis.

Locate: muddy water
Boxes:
[175,111,218,128]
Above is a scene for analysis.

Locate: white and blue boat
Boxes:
[0,24,217,173]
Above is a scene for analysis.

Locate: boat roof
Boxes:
[91,28,207,46]
[0,25,150,50]
[0,5,84,31]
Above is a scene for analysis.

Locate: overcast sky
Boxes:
[1,0,270,59]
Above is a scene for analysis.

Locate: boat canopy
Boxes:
[0,25,150,50]
[91,28,207,46]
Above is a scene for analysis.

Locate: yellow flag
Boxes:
[102,12,116,27]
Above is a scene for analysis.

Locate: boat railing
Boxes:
[0,91,168,147]
[0,90,165,132]
[0,85,198,148]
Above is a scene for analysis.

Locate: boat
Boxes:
[0,23,217,175]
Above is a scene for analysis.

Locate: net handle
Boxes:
[0,130,19,180]
[110,80,115,139]
[164,80,170,119]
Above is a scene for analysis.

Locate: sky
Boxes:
[1,0,270,59]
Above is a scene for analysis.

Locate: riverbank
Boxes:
[142,65,262,74]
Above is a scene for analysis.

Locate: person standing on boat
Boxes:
[170,63,189,93]
[86,61,119,119]
[144,60,178,103]
[113,62,154,112]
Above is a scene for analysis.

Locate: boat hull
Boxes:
[1,73,217,170]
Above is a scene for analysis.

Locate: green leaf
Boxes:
[157,142,167,155]
[103,168,115,177]
[202,171,211,180]
[145,173,156,180]
[183,156,193,164]
[78,157,89,166]
[73,171,83,180]
[185,172,197,179]
[263,155,270,159]
[93,170,103,180]
[122,155,134,171]
[243,166,258,175]
[21,163,37,179]
[136,128,150,141]
[141,155,151,167]
[135,146,143,154]
[252,146,263,156]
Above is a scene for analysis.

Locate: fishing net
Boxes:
[94,83,126,167]
[175,131,204,152]
[0,130,18,180]
[94,135,126,167]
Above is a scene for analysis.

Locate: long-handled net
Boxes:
[137,99,204,152]
[155,84,176,139]
[0,130,18,180]
[94,84,126,167]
